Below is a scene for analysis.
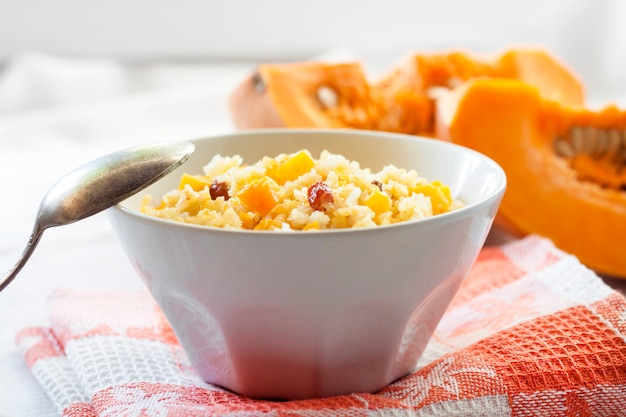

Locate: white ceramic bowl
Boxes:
[108,129,506,400]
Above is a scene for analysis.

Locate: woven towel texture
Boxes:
[16,236,626,416]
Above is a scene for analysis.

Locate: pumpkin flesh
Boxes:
[376,48,584,137]
[259,62,385,130]
[436,78,626,277]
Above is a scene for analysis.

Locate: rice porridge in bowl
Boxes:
[141,149,464,231]
[108,129,506,400]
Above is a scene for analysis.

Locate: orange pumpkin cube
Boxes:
[364,188,391,215]
[237,176,282,217]
[271,150,315,184]
[413,182,452,215]
[178,173,212,192]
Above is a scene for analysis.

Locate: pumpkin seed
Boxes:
[607,129,621,155]
[594,130,608,157]
[554,138,575,158]
[570,127,585,154]
[557,126,626,168]
[582,127,597,156]
[557,126,626,189]
[317,86,338,108]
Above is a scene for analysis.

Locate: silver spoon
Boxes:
[0,141,195,292]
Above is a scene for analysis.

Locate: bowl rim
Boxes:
[112,128,507,236]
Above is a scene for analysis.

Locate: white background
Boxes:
[0,0,625,101]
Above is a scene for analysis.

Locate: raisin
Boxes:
[210,180,230,200]
[371,180,383,191]
[307,181,334,211]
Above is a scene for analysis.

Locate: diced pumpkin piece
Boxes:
[431,180,452,201]
[303,221,320,231]
[237,176,282,216]
[179,173,212,191]
[413,182,452,215]
[237,211,258,230]
[364,188,391,215]
[271,150,315,184]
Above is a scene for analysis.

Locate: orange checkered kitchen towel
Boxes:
[16,236,626,416]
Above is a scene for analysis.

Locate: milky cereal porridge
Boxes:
[140,149,463,231]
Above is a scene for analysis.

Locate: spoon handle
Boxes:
[0,228,44,292]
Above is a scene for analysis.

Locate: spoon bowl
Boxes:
[0,141,195,292]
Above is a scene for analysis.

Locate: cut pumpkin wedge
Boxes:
[436,77,626,277]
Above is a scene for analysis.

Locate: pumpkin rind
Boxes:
[436,78,626,277]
